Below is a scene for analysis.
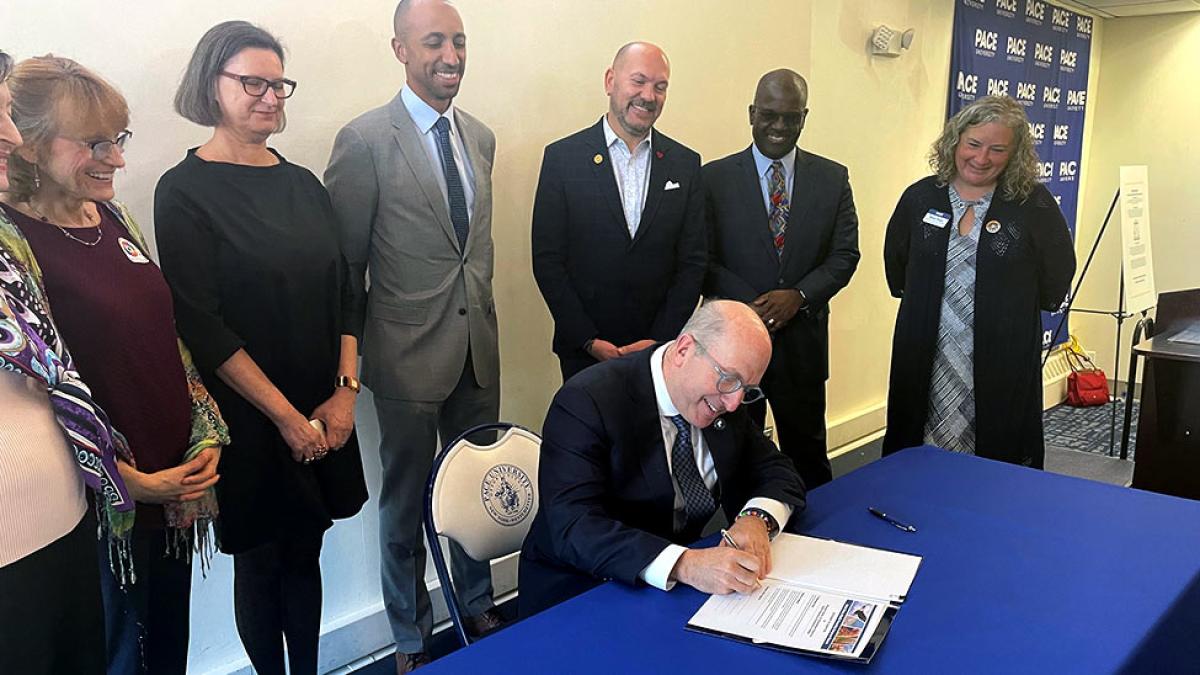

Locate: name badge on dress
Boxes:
[922,209,951,228]
[118,237,150,264]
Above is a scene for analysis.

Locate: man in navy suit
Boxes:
[519,301,806,617]
[703,69,860,489]
[532,42,706,380]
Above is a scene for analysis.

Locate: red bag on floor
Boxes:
[1064,350,1109,407]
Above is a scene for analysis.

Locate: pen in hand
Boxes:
[719,528,762,589]
[868,506,917,533]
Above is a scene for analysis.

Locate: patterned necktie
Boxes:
[669,415,717,536]
[768,160,790,257]
[433,116,469,251]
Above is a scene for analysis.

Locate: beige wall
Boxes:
[1074,12,1200,379]
[0,0,964,439]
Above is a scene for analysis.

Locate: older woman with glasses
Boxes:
[0,47,136,675]
[882,95,1075,468]
[0,56,229,675]
[155,21,367,675]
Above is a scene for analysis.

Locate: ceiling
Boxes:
[1060,0,1200,17]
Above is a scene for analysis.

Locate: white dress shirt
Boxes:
[602,116,652,237]
[751,144,797,213]
[638,343,793,590]
[401,86,476,220]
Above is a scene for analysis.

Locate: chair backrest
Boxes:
[428,425,541,562]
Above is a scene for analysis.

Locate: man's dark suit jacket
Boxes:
[703,147,859,382]
[518,347,807,617]
[531,120,707,369]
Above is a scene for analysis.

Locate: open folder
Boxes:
[686,533,922,663]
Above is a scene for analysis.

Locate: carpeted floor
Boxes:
[1043,399,1138,459]
[1043,399,1139,486]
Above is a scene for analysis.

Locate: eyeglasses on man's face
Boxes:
[692,337,765,404]
[220,71,297,99]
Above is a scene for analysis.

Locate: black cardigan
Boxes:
[882,176,1076,468]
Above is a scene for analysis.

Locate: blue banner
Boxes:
[949,0,1092,348]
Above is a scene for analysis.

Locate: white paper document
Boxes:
[686,533,922,662]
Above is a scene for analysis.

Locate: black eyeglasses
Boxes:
[692,338,765,404]
[220,71,297,99]
[75,129,132,160]
[751,107,806,128]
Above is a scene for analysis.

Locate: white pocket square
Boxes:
[665,181,681,191]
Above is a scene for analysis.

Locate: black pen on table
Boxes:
[868,507,917,533]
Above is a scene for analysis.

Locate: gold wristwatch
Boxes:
[336,375,361,393]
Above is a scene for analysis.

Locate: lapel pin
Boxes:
[985,220,1001,234]
[593,153,604,165]
[655,150,664,160]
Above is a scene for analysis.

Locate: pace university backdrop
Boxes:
[949,0,1092,348]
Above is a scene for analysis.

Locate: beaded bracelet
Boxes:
[737,507,780,539]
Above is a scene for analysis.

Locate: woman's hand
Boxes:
[277,410,329,464]
[311,388,356,450]
[117,448,221,504]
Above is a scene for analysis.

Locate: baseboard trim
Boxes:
[199,553,521,675]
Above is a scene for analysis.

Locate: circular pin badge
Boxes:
[985,220,1001,234]
[593,153,604,165]
[118,237,150,264]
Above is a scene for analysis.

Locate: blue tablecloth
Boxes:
[424,447,1200,673]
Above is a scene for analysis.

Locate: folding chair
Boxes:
[423,422,542,646]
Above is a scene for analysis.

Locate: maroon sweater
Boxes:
[5,203,192,528]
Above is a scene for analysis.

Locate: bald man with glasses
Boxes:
[519,300,806,617]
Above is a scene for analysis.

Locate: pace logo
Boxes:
[1077,15,1093,37]
[1028,122,1045,143]
[975,28,998,56]
[1043,85,1061,107]
[480,463,535,526]
[1052,7,1072,31]
[1026,0,1045,23]
[957,71,979,99]
[1066,89,1087,110]
[1053,194,1063,206]
[1060,48,1078,72]
[1053,124,1069,146]
[1059,161,1078,181]
[1034,42,1054,67]
[1015,81,1037,104]
[1006,36,1027,62]
[996,0,1018,16]
[987,77,1009,96]
[1037,161,1054,180]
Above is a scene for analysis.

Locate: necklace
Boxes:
[27,201,104,247]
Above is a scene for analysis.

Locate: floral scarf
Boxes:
[0,209,136,544]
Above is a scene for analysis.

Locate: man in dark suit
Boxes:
[532,42,706,380]
[703,69,860,489]
[519,300,807,617]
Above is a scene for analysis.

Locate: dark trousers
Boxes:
[748,372,831,490]
[0,510,104,675]
[232,528,325,675]
[98,524,193,675]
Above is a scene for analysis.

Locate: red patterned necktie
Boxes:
[768,160,789,256]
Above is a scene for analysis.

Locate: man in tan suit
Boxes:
[324,1,500,670]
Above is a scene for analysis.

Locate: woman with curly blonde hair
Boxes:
[882,95,1075,468]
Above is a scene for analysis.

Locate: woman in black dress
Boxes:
[154,21,366,675]
[882,95,1075,468]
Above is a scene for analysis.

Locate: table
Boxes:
[424,447,1200,673]
[1133,322,1200,499]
